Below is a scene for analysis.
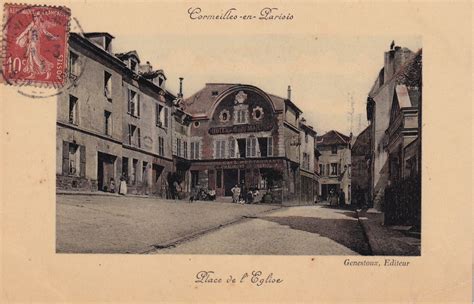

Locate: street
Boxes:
[57,195,371,255]
[156,204,371,255]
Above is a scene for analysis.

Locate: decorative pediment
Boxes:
[234,91,248,104]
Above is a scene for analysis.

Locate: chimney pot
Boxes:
[178,77,184,98]
[287,85,292,100]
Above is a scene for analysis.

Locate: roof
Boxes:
[183,83,235,115]
[351,126,371,155]
[182,83,286,116]
[84,32,115,39]
[369,48,422,99]
[316,130,350,146]
[115,50,141,63]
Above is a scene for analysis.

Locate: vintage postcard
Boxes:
[0,0,472,303]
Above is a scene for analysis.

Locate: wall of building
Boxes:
[318,144,351,203]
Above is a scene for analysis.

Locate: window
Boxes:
[326,164,330,176]
[183,141,188,158]
[257,137,273,157]
[302,153,310,170]
[246,137,257,157]
[68,143,80,176]
[130,59,137,72]
[331,163,338,175]
[319,164,324,175]
[62,142,85,177]
[104,111,112,136]
[128,89,140,117]
[177,138,182,157]
[305,132,308,143]
[331,145,338,154]
[69,51,79,77]
[131,159,138,185]
[228,138,235,158]
[104,71,112,101]
[68,95,78,125]
[190,141,200,160]
[128,124,140,147]
[158,76,165,87]
[212,91,219,96]
[215,140,226,159]
[104,37,112,52]
[237,139,246,158]
[236,110,247,124]
[156,104,168,128]
[122,157,129,179]
[158,136,164,156]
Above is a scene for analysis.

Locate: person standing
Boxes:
[109,178,116,193]
[119,175,127,195]
[231,184,240,203]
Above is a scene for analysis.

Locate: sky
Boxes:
[69,3,421,137]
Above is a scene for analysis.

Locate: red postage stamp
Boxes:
[2,3,70,87]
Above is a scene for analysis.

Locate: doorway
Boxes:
[98,152,116,191]
[223,169,238,196]
[152,164,164,195]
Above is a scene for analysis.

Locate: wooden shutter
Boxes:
[246,138,250,157]
[79,145,86,177]
[137,94,141,117]
[229,139,235,158]
[164,107,169,128]
[62,141,69,175]
[196,142,200,159]
[221,140,225,158]
[127,89,131,113]
[137,128,141,147]
[268,137,273,156]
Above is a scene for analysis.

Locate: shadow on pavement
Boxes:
[260,215,372,255]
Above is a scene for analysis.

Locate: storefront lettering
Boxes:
[208,123,273,135]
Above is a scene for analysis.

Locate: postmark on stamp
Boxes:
[2,3,71,88]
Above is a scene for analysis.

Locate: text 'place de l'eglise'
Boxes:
[56,31,422,254]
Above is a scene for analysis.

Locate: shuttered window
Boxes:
[62,141,85,177]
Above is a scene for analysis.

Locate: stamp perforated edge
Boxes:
[1,3,71,89]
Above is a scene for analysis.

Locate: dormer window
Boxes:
[212,91,219,96]
[158,75,165,87]
[130,59,138,73]
[104,36,112,53]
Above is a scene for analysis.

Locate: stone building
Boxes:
[350,125,371,206]
[180,83,317,204]
[56,33,319,204]
[316,130,352,204]
[56,32,178,196]
[365,44,422,210]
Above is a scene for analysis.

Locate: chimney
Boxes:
[287,85,292,100]
[178,77,184,98]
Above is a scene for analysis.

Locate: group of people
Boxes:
[327,188,346,207]
[103,175,131,195]
[231,184,259,204]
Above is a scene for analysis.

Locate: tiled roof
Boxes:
[316,130,350,146]
[183,83,235,115]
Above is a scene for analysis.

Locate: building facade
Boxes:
[316,130,352,204]
[56,32,319,204]
[56,32,179,197]
[179,83,317,204]
[365,44,422,211]
[350,126,371,206]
